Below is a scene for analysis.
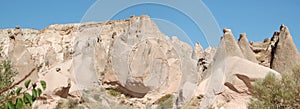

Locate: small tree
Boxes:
[0,60,47,109]
[248,68,300,109]
[0,60,18,105]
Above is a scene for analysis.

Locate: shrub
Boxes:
[248,68,300,109]
[155,94,174,109]
[0,60,18,107]
[0,60,47,109]
[108,89,122,97]
[55,98,82,109]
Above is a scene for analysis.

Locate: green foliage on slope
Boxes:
[0,60,47,109]
[248,68,300,109]
[155,94,174,109]
[0,60,18,107]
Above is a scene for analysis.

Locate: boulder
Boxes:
[204,46,216,64]
[53,82,71,98]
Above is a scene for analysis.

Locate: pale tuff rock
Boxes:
[73,36,99,90]
[6,26,38,83]
[109,16,184,97]
[176,81,197,107]
[170,36,198,86]
[45,47,58,67]
[222,28,244,58]
[170,36,198,105]
[250,32,277,67]
[238,33,258,63]
[192,42,204,60]
[271,24,300,74]
[1,16,299,109]
[250,24,300,71]
[198,29,281,109]
[11,15,196,106]
[204,46,216,64]
[200,57,280,109]
[38,60,78,94]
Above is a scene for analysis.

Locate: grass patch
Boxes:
[107,89,122,97]
[155,94,174,109]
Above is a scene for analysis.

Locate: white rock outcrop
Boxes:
[1,16,298,109]
[271,24,300,74]
[198,29,281,109]
[0,15,200,108]
[238,33,258,63]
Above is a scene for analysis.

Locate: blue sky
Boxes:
[0,0,299,50]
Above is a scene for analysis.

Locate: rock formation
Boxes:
[249,24,300,74]
[250,33,277,67]
[53,82,71,98]
[271,24,300,74]
[222,28,244,58]
[0,16,299,109]
[0,15,199,108]
[6,26,38,84]
[192,42,204,60]
[238,33,258,63]
[198,30,281,109]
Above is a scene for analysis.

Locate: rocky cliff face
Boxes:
[250,24,300,74]
[198,28,281,109]
[0,15,299,109]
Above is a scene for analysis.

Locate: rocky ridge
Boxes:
[0,15,299,109]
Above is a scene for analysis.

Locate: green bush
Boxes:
[0,60,18,104]
[248,68,300,109]
[0,60,47,109]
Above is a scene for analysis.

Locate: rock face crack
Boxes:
[270,32,280,69]
[235,74,255,93]
[104,81,147,98]
[224,82,242,93]
[224,74,256,94]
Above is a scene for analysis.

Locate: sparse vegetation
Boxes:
[0,60,18,106]
[108,89,122,97]
[155,94,174,109]
[183,94,204,109]
[248,67,300,109]
[0,60,47,109]
[55,98,83,109]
